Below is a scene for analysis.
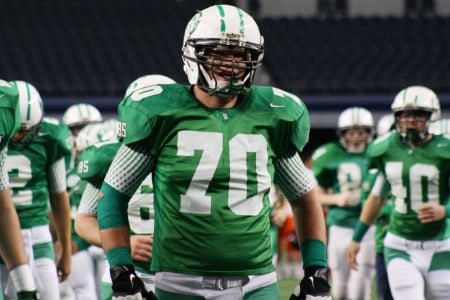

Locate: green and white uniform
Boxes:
[78,140,156,298]
[99,84,312,298]
[0,81,20,190]
[368,131,450,299]
[313,141,375,300]
[1,118,72,299]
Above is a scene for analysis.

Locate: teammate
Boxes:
[347,113,395,300]
[75,74,175,299]
[346,86,450,299]
[1,81,72,299]
[63,102,104,299]
[0,80,39,299]
[97,4,330,300]
[312,107,375,300]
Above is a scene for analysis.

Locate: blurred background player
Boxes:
[62,102,104,299]
[0,79,39,299]
[347,86,450,299]
[75,74,175,299]
[1,81,72,299]
[347,113,395,300]
[312,106,375,300]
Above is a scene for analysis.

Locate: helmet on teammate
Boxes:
[376,114,396,137]
[124,74,176,98]
[337,107,374,153]
[391,86,440,142]
[9,80,44,147]
[62,103,102,132]
[75,122,116,155]
[182,4,264,97]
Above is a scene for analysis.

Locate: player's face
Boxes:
[12,130,32,143]
[69,125,85,137]
[203,49,247,82]
[397,110,428,134]
[344,128,369,151]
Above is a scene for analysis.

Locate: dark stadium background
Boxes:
[1,0,449,151]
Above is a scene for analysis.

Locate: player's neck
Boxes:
[193,85,238,109]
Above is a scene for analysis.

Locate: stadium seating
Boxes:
[1,0,449,113]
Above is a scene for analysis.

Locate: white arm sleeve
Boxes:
[104,143,155,197]
[371,172,389,198]
[78,182,101,215]
[0,148,9,190]
[48,158,67,193]
[274,149,316,202]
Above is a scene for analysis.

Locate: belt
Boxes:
[202,276,250,290]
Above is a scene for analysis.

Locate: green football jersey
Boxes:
[313,141,368,228]
[78,140,154,272]
[368,131,450,241]
[0,80,20,151]
[117,84,310,275]
[6,118,72,228]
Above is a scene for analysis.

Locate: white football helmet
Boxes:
[391,86,440,141]
[182,4,264,97]
[376,114,396,137]
[125,74,175,98]
[62,103,102,128]
[75,122,116,154]
[337,107,374,153]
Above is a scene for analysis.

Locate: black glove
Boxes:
[289,267,331,300]
[110,265,158,300]
[17,290,40,300]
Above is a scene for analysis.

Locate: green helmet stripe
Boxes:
[25,83,32,122]
[236,7,245,34]
[217,5,226,32]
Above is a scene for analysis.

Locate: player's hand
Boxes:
[17,290,40,300]
[290,267,331,300]
[347,241,361,270]
[418,202,446,223]
[110,265,158,300]
[130,235,153,262]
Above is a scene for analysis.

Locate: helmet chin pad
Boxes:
[198,63,249,97]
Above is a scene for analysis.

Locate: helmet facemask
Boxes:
[338,127,373,153]
[184,40,263,98]
[394,110,432,144]
[10,122,42,150]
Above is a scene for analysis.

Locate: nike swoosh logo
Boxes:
[437,143,447,147]
[129,274,135,288]
[309,276,314,289]
[0,94,5,100]
[270,103,285,108]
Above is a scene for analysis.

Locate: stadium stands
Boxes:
[1,0,449,116]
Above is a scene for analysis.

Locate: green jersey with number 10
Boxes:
[368,131,450,241]
[117,84,310,275]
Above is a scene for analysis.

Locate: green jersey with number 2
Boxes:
[117,83,310,275]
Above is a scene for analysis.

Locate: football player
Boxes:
[0,79,39,299]
[312,107,375,300]
[1,81,72,299]
[347,86,450,299]
[97,4,330,300]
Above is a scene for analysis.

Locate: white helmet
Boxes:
[391,86,440,140]
[124,74,175,98]
[337,107,374,153]
[429,118,450,135]
[9,80,44,147]
[75,122,116,154]
[182,4,264,97]
[62,103,102,128]
[376,114,396,137]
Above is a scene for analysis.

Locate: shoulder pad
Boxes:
[366,131,395,158]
